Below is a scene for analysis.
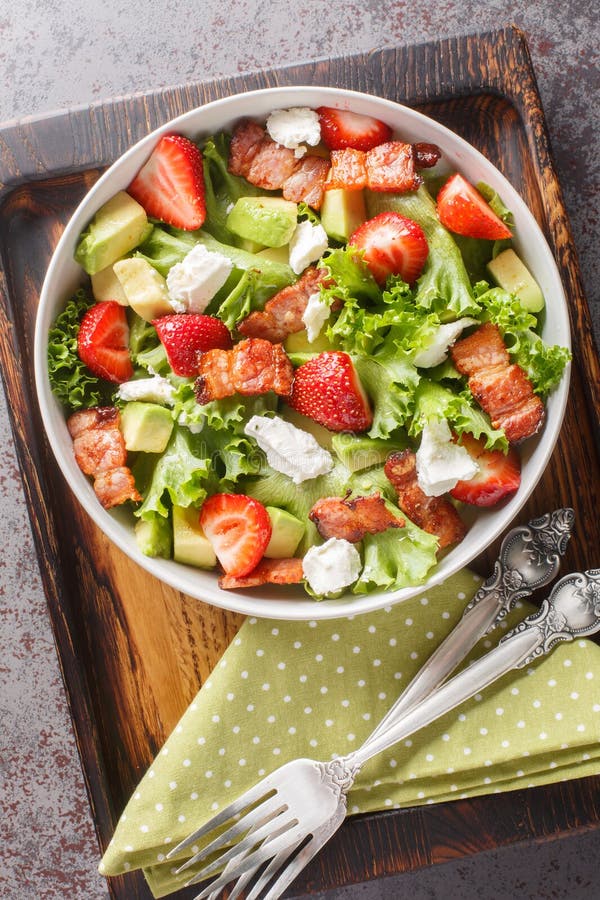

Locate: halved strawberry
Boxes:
[350,212,428,285]
[450,433,521,507]
[128,133,206,230]
[77,301,133,383]
[436,174,512,240]
[153,314,232,377]
[317,107,392,151]
[200,493,272,577]
[289,351,373,432]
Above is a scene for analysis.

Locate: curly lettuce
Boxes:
[353,515,439,594]
[410,379,508,452]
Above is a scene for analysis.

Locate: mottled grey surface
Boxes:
[0,2,598,898]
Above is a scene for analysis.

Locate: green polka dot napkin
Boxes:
[99,570,600,898]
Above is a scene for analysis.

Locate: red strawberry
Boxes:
[128,133,206,230]
[436,174,512,240]
[153,314,232,377]
[289,351,372,432]
[77,301,133,383]
[317,106,392,151]
[450,433,521,507]
[350,212,428,285]
[200,493,272,577]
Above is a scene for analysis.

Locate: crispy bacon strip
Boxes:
[228,120,331,209]
[450,322,544,443]
[309,493,404,543]
[365,141,422,193]
[384,450,466,550]
[67,407,141,509]
[326,148,368,191]
[195,338,294,404]
[219,557,304,590]
[412,142,442,169]
[238,267,329,343]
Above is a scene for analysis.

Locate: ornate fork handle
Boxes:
[368,508,574,743]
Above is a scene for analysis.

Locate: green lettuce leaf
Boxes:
[47,287,113,411]
[353,514,439,594]
[410,379,508,451]
[135,426,215,519]
[353,347,420,439]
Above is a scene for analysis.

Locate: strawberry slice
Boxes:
[317,106,392,151]
[350,212,428,285]
[128,133,206,230]
[200,493,272,577]
[153,314,232,377]
[289,351,373,432]
[450,433,521,507]
[436,174,512,240]
[77,301,133,383]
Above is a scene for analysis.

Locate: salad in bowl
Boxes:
[35,87,571,619]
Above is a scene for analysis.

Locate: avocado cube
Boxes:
[264,507,305,558]
[113,257,173,322]
[91,263,129,305]
[332,433,395,472]
[173,506,217,568]
[74,191,149,275]
[121,402,174,453]
[257,246,290,265]
[320,188,366,242]
[135,515,172,558]
[227,197,298,248]
[284,328,335,355]
[487,248,545,313]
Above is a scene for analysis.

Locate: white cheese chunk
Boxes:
[117,374,175,405]
[266,107,321,157]
[416,418,479,497]
[166,243,233,313]
[302,537,362,595]
[413,318,479,368]
[244,415,333,484]
[288,220,329,275]
[302,291,330,342]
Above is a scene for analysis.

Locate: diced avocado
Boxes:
[121,402,174,453]
[284,328,335,354]
[91,263,129,305]
[74,191,149,275]
[264,507,305,558]
[487,248,545,313]
[227,197,298,248]
[135,514,172,559]
[320,188,367,242]
[332,433,395,472]
[237,237,267,254]
[281,405,334,450]
[257,246,290,265]
[113,257,173,321]
[172,505,217,568]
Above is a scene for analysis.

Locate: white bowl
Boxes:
[34,86,571,621]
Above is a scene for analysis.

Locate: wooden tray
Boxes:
[1,25,600,899]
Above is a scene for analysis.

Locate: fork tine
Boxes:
[167,777,279,859]
[186,814,298,889]
[262,834,327,900]
[190,827,305,898]
[175,795,287,874]
[243,836,305,900]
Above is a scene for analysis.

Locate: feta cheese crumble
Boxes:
[166,244,233,313]
[244,415,333,484]
[302,291,330,342]
[302,537,362,596]
[117,374,175,405]
[288,220,329,275]
[416,418,479,497]
[413,318,479,368]
[266,107,321,158]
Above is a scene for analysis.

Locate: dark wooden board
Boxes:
[1,25,600,899]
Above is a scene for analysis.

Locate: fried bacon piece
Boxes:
[228,119,331,209]
[365,141,423,193]
[412,142,442,169]
[327,148,369,191]
[309,493,404,543]
[219,557,304,590]
[195,338,294,404]
[384,450,466,550]
[450,322,544,443]
[67,407,141,509]
[238,267,329,343]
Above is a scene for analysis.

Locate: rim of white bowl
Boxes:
[34,86,571,621]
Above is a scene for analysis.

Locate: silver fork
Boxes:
[168,566,599,900]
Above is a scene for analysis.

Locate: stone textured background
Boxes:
[0,2,598,898]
